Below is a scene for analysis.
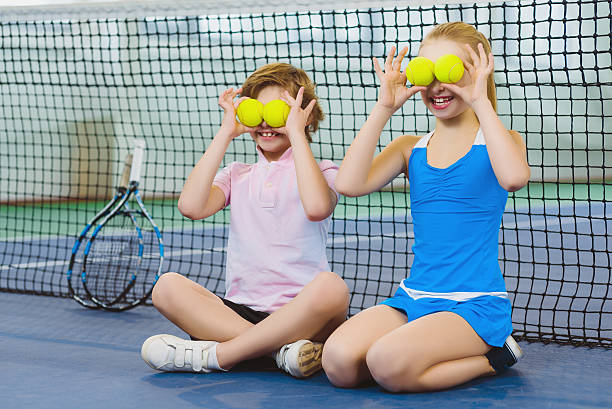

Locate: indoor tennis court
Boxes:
[1,0,610,407]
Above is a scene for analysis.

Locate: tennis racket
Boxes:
[67,153,134,309]
[80,139,164,311]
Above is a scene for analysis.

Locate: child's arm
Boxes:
[281,87,337,221]
[178,88,252,220]
[335,46,426,197]
[445,44,531,192]
[282,88,337,221]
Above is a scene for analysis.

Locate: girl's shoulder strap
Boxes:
[413,131,434,149]
[474,128,486,145]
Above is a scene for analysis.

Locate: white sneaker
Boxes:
[141,334,217,372]
[274,340,323,378]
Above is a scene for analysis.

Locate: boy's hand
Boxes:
[280,87,316,143]
[218,87,257,139]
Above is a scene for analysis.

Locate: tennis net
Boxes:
[0,0,610,347]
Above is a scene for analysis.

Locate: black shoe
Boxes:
[485,335,523,373]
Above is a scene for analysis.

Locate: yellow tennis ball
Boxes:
[236,98,264,127]
[262,99,291,128]
[434,54,465,83]
[405,57,435,86]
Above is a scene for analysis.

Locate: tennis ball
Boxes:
[236,98,264,127]
[434,54,465,84]
[262,99,291,128]
[405,57,435,86]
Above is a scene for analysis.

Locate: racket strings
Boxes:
[86,213,141,305]
[84,208,161,307]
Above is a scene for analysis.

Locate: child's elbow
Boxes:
[304,199,335,222]
[334,177,360,197]
[502,167,531,192]
[177,199,201,220]
[305,206,332,222]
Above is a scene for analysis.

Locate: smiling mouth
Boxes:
[431,96,453,108]
[258,131,279,139]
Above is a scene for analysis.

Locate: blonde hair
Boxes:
[241,63,324,142]
[422,22,497,112]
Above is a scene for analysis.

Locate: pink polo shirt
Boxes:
[212,147,339,313]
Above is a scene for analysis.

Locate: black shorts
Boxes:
[221,298,270,324]
[190,298,270,341]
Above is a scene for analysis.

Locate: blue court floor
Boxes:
[2,292,611,409]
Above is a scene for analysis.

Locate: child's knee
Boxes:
[366,341,421,392]
[322,337,362,388]
[151,272,183,310]
[310,271,349,313]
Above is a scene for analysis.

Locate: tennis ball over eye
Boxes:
[262,99,291,128]
[434,54,465,84]
[236,98,264,127]
[405,57,435,86]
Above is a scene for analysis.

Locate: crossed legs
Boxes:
[151,271,349,370]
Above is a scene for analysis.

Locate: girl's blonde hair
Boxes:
[241,63,324,142]
[422,22,497,112]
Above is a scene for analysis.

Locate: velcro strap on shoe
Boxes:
[174,345,186,367]
[192,347,203,371]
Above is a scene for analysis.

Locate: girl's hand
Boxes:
[442,43,493,109]
[280,87,316,142]
[373,46,426,112]
[218,87,257,139]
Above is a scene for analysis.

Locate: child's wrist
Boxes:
[214,127,238,143]
[287,129,308,145]
[471,97,494,114]
[372,102,396,117]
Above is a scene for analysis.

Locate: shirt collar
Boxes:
[256,146,294,164]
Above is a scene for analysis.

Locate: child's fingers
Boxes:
[464,44,479,67]
[477,43,487,64]
[407,85,427,94]
[486,52,495,73]
[393,46,409,71]
[234,96,250,109]
[303,98,317,116]
[281,90,295,106]
[373,57,384,78]
[384,46,396,70]
[294,87,304,107]
[440,83,462,95]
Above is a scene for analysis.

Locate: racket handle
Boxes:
[120,154,133,189]
[130,138,146,184]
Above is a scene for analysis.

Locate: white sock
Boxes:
[206,343,226,371]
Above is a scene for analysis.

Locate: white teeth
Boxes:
[433,97,452,104]
[260,132,275,137]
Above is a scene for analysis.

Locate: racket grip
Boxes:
[130,138,146,184]
[120,154,133,189]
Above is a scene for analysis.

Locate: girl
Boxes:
[322,22,530,392]
[141,63,349,378]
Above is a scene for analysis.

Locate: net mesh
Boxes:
[0,0,610,347]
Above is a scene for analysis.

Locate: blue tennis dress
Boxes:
[382,129,513,347]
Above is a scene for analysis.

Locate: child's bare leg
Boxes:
[322,305,408,387]
[152,272,253,341]
[365,311,494,392]
[216,271,349,369]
